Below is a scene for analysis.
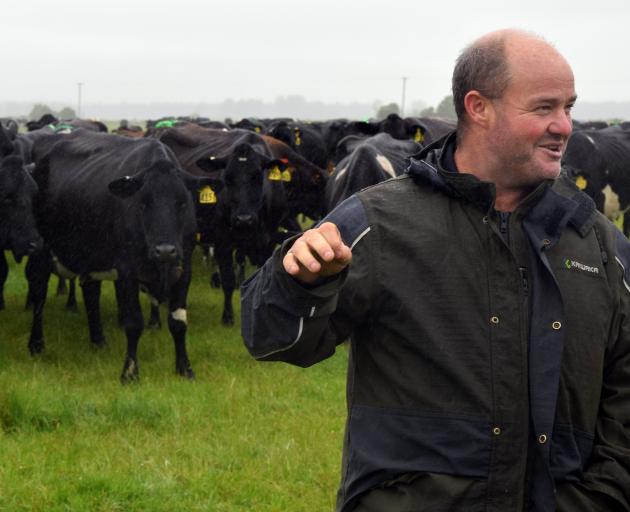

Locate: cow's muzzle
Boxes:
[152,244,178,264]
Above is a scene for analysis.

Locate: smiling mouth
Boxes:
[539,143,564,158]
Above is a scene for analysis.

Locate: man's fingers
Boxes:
[283,250,301,275]
[282,222,353,283]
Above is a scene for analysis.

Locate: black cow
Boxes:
[562,127,630,235]
[26,114,58,132]
[157,124,328,223]
[325,133,422,212]
[319,116,455,167]
[230,118,266,133]
[371,114,455,143]
[0,155,43,309]
[156,125,327,325]
[572,120,609,131]
[404,117,456,145]
[26,130,218,382]
[265,121,328,170]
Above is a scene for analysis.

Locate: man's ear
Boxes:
[108,174,144,197]
[463,90,494,128]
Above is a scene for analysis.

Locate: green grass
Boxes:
[0,250,347,511]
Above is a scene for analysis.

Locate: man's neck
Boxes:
[454,140,530,212]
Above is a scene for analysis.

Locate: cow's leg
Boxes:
[117,278,143,383]
[65,278,78,311]
[56,276,67,296]
[210,271,221,289]
[235,249,246,286]
[168,256,194,379]
[0,251,8,310]
[205,246,221,289]
[81,279,106,348]
[216,244,235,326]
[147,296,161,329]
[114,280,125,327]
[26,250,52,355]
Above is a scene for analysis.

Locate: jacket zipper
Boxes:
[519,267,529,297]
[499,211,510,246]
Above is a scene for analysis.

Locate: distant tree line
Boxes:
[28,103,76,121]
[375,94,456,120]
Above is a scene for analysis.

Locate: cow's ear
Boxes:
[263,159,292,182]
[351,121,378,135]
[183,174,224,205]
[180,169,224,194]
[108,175,144,197]
[195,155,228,174]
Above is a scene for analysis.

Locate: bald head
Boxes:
[452,30,572,132]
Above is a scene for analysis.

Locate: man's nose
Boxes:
[549,109,573,138]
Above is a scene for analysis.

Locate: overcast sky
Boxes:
[3,0,629,110]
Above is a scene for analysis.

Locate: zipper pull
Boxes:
[519,267,529,296]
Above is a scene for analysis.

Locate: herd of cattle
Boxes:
[1,112,628,382]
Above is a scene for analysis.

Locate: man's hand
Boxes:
[283,222,352,285]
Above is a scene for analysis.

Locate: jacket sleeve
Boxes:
[240,194,375,367]
[557,229,630,511]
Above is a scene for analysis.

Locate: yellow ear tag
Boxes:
[576,176,587,190]
[294,129,302,146]
[268,166,282,181]
[199,186,217,204]
[196,232,201,242]
[255,127,261,133]
[281,169,292,182]
[414,128,424,143]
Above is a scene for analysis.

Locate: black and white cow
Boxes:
[325,133,422,212]
[26,129,219,382]
[562,127,630,235]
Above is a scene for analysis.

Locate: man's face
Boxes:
[487,48,576,189]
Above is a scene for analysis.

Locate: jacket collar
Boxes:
[405,130,596,239]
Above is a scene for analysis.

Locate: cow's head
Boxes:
[108,159,222,265]
[0,123,15,158]
[379,113,407,140]
[266,121,291,145]
[0,156,43,261]
[197,143,286,236]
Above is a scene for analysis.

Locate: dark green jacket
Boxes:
[241,134,630,512]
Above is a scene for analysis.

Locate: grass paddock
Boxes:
[0,249,347,511]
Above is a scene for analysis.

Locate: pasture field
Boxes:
[0,250,348,511]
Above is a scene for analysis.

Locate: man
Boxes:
[241,29,630,512]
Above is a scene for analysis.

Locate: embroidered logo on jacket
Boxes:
[565,258,599,275]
